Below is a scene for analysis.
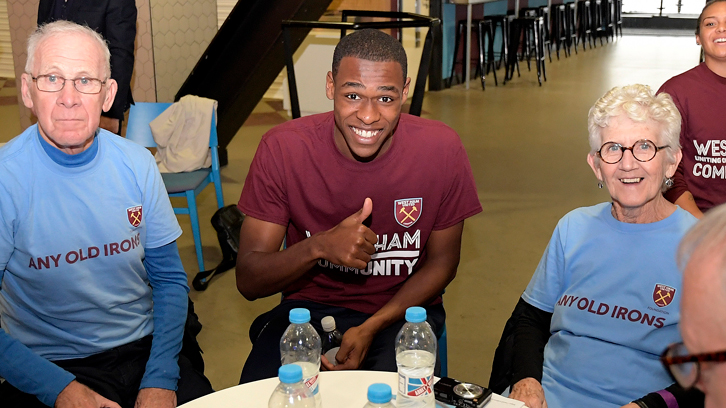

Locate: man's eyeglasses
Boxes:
[597,139,669,164]
[660,342,726,389]
[31,74,106,94]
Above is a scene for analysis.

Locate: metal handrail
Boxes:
[282,11,441,119]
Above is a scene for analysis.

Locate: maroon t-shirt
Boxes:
[238,112,482,314]
[658,63,726,212]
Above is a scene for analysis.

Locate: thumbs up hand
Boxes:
[318,198,377,269]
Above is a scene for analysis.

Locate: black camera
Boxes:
[434,377,493,408]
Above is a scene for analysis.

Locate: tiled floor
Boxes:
[0,33,703,393]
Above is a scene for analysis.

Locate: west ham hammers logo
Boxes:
[395,198,422,228]
[127,206,143,227]
[653,284,676,307]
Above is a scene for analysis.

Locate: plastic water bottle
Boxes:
[321,316,343,366]
[395,306,437,408]
[363,383,395,408]
[268,364,316,408]
[280,308,322,408]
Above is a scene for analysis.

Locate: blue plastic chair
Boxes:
[126,102,224,272]
[439,325,448,377]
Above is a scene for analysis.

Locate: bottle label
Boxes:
[398,372,434,398]
[304,373,319,396]
[324,347,340,366]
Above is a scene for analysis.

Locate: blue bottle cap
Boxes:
[367,383,392,404]
[405,306,426,323]
[289,308,311,324]
[278,364,303,384]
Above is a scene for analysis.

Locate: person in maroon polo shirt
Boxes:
[658,0,726,218]
[235,29,482,383]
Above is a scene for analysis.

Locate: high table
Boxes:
[449,0,506,90]
[179,371,525,407]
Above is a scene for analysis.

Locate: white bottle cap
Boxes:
[321,316,336,332]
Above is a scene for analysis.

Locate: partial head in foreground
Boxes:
[21,21,117,155]
[676,203,726,408]
[326,29,411,163]
[586,84,683,222]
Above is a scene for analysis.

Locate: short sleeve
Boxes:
[432,140,482,230]
[238,135,290,226]
[522,219,568,313]
[139,153,182,249]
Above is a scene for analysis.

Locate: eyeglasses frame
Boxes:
[660,342,726,389]
[30,74,107,95]
[596,139,670,164]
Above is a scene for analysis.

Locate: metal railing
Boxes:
[282,11,441,119]
[622,0,705,16]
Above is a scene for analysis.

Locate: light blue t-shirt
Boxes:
[0,125,182,358]
[522,203,697,408]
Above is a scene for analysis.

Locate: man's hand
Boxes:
[99,116,120,134]
[317,198,377,269]
[620,404,639,408]
[55,380,121,408]
[134,387,176,408]
[321,324,376,371]
[509,377,547,408]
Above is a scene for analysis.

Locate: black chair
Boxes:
[565,2,579,54]
[449,19,483,88]
[577,0,593,51]
[477,19,498,88]
[602,0,614,41]
[505,16,546,86]
[538,6,553,63]
[590,0,604,46]
[613,0,623,37]
[484,14,510,70]
[552,4,570,59]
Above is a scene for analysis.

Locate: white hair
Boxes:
[26,20,111,78]
[587,84,682,166]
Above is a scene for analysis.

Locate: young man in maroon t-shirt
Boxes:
[236,29,482,383]
[658,0,726,218]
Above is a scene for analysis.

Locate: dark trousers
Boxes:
[0,335,213,408]
[239,300,446,384]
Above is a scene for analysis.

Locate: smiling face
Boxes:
[681,252,726,408]
[21,31,117,155]
[698,1,726,74]
[587,115,681,222]
[326,56,410,162]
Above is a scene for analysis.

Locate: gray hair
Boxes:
[677,203,726,275]
[26,21,111,79]
[587,84,682,165]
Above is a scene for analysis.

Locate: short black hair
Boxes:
[697,0,726,35]
[332,29,407,82]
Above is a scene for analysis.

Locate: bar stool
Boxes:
[613,0,622,37]
[552,4,569,59]
[602,0,614,41]
[538,6,553,63]
[590,0,604,46]
[448,19,482,88]
[565,2,579,54]
[449,19,496,90]
[577,0,593,51]
[505,16,546,86]
[484,15,510,70]
[477,19,498,88]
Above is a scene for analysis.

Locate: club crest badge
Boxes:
[127,206,143,227]
[653,284,676,307]
[395,198,422,228]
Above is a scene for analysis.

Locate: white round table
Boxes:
[178,371,525,408]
